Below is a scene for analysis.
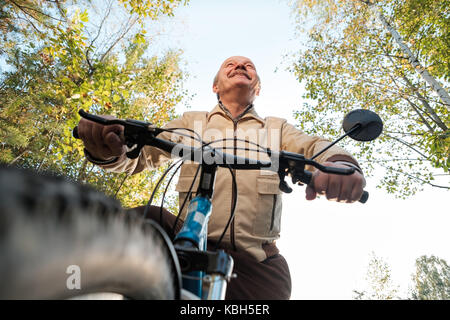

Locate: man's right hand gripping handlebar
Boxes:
[74,115,126,163]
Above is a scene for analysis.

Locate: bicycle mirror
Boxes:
[342,109,383,142]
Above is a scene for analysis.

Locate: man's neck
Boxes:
[219,97,252,119]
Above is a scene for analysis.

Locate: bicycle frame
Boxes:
[175,195,212,298]
[173,163,233,300]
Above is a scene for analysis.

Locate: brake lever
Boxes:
[304,159,356,175]
[72,109,163,159]
[279,178,293,193]
[278,152,369,203]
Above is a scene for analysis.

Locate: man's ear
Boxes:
[255,82,261,96]
[212,84,219,94]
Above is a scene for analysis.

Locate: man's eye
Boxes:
[246,64,254,69]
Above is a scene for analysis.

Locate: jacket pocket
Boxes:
[252,176,282,237]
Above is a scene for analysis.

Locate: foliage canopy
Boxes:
[1,0,190,209]
[289,0,449,197]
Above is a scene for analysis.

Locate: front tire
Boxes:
[0,165,177,299]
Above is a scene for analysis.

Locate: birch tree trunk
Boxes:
[365,1,450,109]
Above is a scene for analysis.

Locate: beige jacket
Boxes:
[99,104,360,261]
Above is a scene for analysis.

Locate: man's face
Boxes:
[213,56,260,100]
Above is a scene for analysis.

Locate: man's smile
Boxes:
[229,71,251,80]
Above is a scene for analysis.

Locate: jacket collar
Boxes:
[207,101,265,125]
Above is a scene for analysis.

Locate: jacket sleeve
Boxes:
[281,122,361,171]
[93,115,189,175]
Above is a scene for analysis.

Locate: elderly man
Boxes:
[77,56,365,300]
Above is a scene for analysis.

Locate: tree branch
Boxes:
[384,133,430,159]
[359,158,431,163]
[99,15,138,62]
[374,36,448,131]
[8,0,64,22]
[86,0,113,55]
[403,96,435,132]
[401,74,448,131]
[383,130,426,136]
[12,8,44,35]
[382,164,450,189]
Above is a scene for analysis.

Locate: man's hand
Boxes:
[77,116,126,161]
[305,161,365,203]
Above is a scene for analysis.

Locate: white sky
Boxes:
[147,0,450,299]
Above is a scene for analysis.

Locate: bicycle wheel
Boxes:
[0,164,177,299]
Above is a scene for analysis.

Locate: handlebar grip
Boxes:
[359,190,369,203]
[73,126,80,139]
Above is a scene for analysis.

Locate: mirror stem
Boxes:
[309,124,361,160]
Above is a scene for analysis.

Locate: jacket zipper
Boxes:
[270,194,277,231]
[230,119,238,251]
[219,103,252,251]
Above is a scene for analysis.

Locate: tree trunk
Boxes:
[366,2,450,109]
[401,74,448,131]
[376,37,448,131]
[9,148,29,165]
[36,129,56,173]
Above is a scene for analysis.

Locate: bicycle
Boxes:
[0,108,382,299]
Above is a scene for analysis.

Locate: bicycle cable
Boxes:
[143,158,184,220]
[159,160,184,226]
[202,137,270,155]
[171,136,269,245]
[143,127,207,221]
[159,127,204,145]
[144,130,272,246]
[195,137,265,250]
[170,163,201,238]
[214,163,238,250]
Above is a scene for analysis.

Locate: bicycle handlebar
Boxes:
[73,110,368,203]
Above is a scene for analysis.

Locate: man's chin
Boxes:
[232,83,252,90]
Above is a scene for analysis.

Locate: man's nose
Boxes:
[235,63,246,70]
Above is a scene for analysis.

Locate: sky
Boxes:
[149,0,450,299]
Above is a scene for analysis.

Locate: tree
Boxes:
[1,0,189,210]
[353,252,400,299]
[363,0,450,106]
[354,253,450,300]
[410,255,450,300]
[288,0,449,198]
